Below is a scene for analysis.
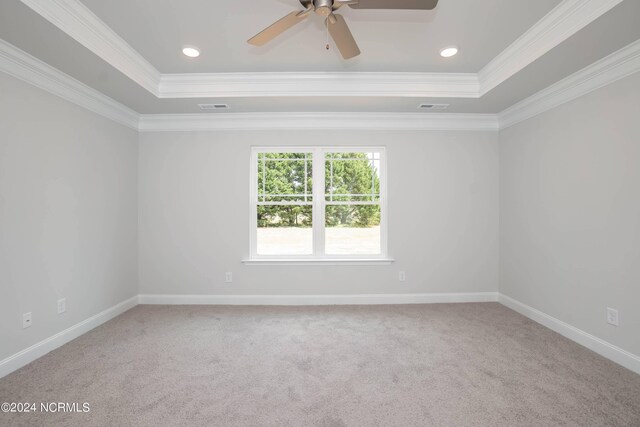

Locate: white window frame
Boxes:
[245,146,392,265]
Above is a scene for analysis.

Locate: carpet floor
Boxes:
[1,303,639,426]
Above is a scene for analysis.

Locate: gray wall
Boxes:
[138,130,499,296]
[499,72,640,356]
[5,52,637,368]
[0,73,138,360]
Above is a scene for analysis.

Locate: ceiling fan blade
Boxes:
[349,0,438,10]
[248,11,308,46]
[328,14,360,59]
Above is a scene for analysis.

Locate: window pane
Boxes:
[325,152,380,202]
[258,153,312,202]
[257,205,312,255]
[325,205,381,255]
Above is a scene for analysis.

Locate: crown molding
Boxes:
[478,0,624,95]
[146,34,640,133]
[0,39,139,130]
[498,38,640,129]
[3,32,638,135]
[158,72,480,98]
[138,112,499,132]
[19,0,160,96]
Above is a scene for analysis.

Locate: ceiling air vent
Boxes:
[418,103,449,110]
[198,103,229,110]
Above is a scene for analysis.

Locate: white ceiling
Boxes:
[78,0,560,73]
[0,0,638,116]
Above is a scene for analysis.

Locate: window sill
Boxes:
[241,258,395,266]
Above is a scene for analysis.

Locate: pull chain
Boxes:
[325,19,330,50]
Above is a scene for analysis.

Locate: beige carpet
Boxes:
[1,303,639,426]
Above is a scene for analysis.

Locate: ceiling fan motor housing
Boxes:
[313,0,334,16]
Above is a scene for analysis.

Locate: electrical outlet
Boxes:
[606,308,619,326]
[225,272,233,283]
[23,312,32,329]
[399,271,406,282]
[57,298,66,314]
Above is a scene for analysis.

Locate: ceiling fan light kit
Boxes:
[248,0,439,59]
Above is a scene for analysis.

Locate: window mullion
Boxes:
[312,149,325,256]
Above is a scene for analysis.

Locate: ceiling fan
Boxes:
[248,0,439,59]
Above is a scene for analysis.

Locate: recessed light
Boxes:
[440,46,458,58]
[182,46,200,58]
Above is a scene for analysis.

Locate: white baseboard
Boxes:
[0,295,139,379]
[138,292,499,306]
[498,294,640,375]
[6,292,635,380]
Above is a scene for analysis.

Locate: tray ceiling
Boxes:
[0,0,638,117]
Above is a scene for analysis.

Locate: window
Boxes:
[249,147,388,263]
